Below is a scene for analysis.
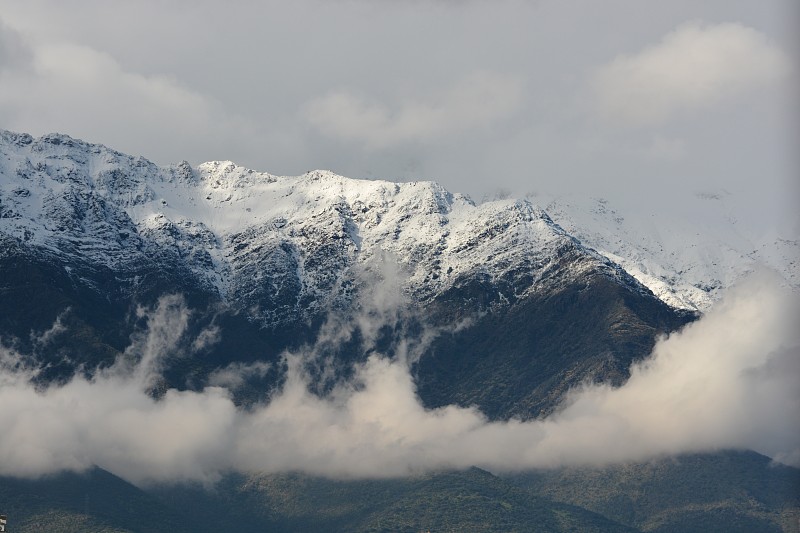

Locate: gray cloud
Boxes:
[0,270,796,486]
[304,72,524,149]
[0,18,31,73]
[590,21,791,126]
[0,1,795,228]
[0,17,266,167]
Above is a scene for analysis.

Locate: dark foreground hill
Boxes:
[508,450,800,532]
[2,453,797,532]
[1,466,636,533]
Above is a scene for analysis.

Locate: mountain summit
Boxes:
[0,129,699,418]
[2,129,789,420]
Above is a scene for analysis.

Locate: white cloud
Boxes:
[232,272,800,476]
[0,271,797,486]
[591,21,791,126]
[207,361,271,390]
[304,71,523,148]
[0,26,261,165]
[0,40,196,128]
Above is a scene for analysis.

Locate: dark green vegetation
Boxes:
[0,468,197,533]
[509,451,800,532]
[2,466,636,532]
[2,454,797,532]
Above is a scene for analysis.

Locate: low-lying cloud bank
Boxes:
[0,272,797,486]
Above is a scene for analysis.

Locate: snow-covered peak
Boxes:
[535,192,799,311]
[3,130,617,327]
[4,129,790,319]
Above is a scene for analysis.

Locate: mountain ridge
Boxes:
[4,129,793,319]
[1,129,796,530]
[0,128,658,328]
[0,128,695,422]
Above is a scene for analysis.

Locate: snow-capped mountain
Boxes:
[0,131,795,532]
[0,130,650,329]
[0,129,702,419]
[2,130,794,323]
[536,193,798,312]
[11,128,797,421]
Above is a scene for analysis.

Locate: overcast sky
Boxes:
[0,0,797,232]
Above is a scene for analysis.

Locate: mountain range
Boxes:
[0,129,797,531]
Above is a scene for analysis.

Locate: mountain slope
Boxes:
[151,467,640,532]
[0,130,796,531]
[0,466,640,533]
[508,450,800,532]
[537,194,799,312]
[0,129,693,418]
[0,467,199,533]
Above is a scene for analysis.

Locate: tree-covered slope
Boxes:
[508,451,800,532]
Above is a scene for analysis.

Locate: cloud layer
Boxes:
[0,20,261,166]
[304,72,523,149]
[0,3,796,232]
[591,21,791,126]
[0,271,797,486]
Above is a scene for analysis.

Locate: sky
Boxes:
[0,0,797,231]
